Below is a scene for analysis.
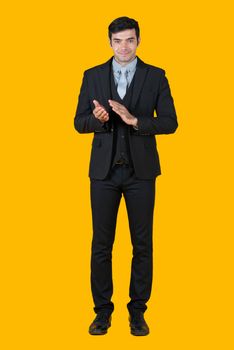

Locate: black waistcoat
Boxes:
[109,68,136,168]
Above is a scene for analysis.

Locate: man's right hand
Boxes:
[93,100,109,123]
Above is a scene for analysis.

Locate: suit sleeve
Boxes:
[74,71,109,134]
[134,70,178,135]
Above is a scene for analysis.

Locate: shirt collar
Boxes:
[112,56,137,73]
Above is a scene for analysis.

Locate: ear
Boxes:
[137,37,141,46]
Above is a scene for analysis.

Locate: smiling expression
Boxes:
[109,28,140,66]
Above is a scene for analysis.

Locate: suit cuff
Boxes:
[131,117,151,135]
[92,114,108,131]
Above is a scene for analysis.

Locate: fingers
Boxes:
[108,100,124,117]
[108,99,121,107]
[93,100,109,122]
[94,106,109,118]
[108,99,133,125]
[94,108,109,122]
[93,99,127,123]
[93,99,101,107]
[97,108,109,119]
[108,99,124,112]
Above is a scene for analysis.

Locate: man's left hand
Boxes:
[108,100,138,127]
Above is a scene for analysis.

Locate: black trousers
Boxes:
[90,163,156,316]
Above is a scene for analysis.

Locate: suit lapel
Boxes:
[98,57,112,111]
[131,56,149,108]
[97,55,149,110]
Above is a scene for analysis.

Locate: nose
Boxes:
[120,41,128,49]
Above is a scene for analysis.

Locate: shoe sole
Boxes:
[130,329,149,336]
[129,316,149,336]
[89,322,111,335]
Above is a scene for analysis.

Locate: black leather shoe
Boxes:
[89,312,112,335]
[129,311,150,336]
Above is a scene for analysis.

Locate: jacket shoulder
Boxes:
[144,62,165,75]
[83,59,110,75]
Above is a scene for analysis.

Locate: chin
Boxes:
[117,55,133,62]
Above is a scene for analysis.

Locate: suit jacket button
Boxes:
[111,128,113,132]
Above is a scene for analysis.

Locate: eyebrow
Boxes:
[113,37,135,41]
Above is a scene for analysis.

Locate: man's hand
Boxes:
[108,100,138,126]
[93,100,109,123]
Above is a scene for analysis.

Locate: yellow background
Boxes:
[1,0,234,349]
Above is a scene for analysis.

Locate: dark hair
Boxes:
[108,16,140,42]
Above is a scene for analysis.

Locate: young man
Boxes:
[74,16,178,336]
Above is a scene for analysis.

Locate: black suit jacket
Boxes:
[74,56,178,179]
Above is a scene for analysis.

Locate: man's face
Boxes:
[110,29,140,65]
